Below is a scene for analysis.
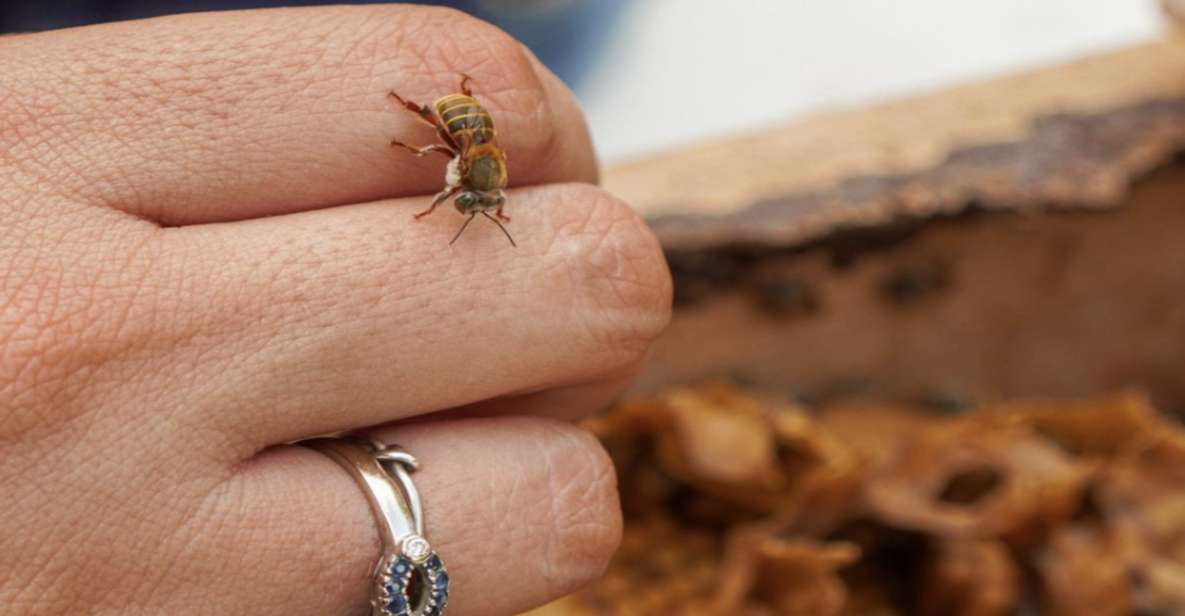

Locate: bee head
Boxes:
[454,189,506,214]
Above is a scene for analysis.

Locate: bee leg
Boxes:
[494,206,510,223]
[414,186,461,219]
[459,73,474,97]
[387,90,439,129]
[389,90,460,151]
[390,140,455,159]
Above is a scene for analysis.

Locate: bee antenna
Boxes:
[450,213,477,246]
[481,211,518,248]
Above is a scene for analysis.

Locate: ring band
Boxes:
[303,436,450,616]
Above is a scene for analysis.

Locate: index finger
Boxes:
[0,5,597,224]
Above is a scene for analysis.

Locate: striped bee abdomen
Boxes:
[434,94,496,147]
[388,74,515,245]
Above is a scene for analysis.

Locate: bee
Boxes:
[388,74,516,247]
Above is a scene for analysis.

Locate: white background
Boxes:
[578,1,1166,162]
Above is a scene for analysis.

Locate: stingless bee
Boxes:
[388,74,516,247]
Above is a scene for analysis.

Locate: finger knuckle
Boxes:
[553,184,674,363]
[392,6,556,159]
[535,420,622,595]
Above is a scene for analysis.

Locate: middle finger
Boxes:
[168,183,671,453]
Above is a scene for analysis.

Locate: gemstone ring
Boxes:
[302,436,450,616]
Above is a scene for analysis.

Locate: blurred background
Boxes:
[0,1,1165,162]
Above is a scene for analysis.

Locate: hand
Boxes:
[0,6,671,615]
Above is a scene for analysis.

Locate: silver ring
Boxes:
[303,436,450,616]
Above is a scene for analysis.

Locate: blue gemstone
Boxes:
[389,557,412,576]
[434,571,449,591]
[425,554,442,571]
[386,592,407,611]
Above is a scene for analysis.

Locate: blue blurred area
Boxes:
[0,0,628,92]
[415,0,628,92]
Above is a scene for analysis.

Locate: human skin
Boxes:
[0,5,671,615]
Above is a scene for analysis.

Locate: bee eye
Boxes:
[456,192,477,207]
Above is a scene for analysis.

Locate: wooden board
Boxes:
[604,39,1185,218]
